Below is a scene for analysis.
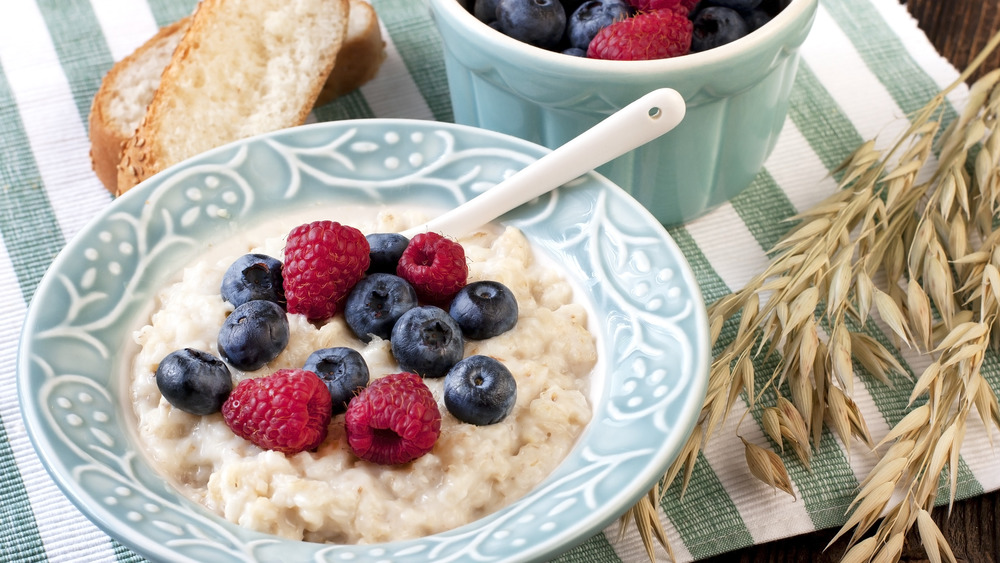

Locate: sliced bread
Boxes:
[316,0,384,105]
[88,19,187,193]
[114,0,353,195]
[89,1,384,193]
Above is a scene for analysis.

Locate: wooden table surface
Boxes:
[699,1,1000,562]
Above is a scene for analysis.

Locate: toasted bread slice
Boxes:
[88,19,187,193]
[89,1,384,193]
[316,0,384,105]
[114,0,353,195]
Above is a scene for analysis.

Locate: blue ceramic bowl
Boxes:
[19,119,709,562]
[427,0,818,225]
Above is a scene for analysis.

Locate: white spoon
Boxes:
[400,87,686,239]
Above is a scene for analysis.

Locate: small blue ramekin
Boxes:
[426,0,818,225]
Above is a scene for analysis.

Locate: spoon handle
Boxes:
[401,87,686,239]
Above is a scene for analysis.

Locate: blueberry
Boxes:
[705,0,762,11]
[218,300,289,371]
[565,0,630,51]
[345,273,419,342]
[304,347,370,414]
[562,47,587,57]
[444,355,517,425]
[155,348,233,415]
[496,0,567,50]
[743,8,771,31]
[473,0,500,22]
[559,0,588,14]
[691,6,749,52]
[366,233,410,274]
[391,306,465,378]
[449,280,518,340]
[220,253,285,308]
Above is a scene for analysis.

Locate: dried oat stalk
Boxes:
[625,30,1000,563]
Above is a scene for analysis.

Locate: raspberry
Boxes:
[283,220,370,321]
[396,232,468,307]
[587,9,693,61]
[221,369,332,454]
[627,0,691,13]
[344,372,441,465]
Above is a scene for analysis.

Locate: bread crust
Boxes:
[116,0,353,195]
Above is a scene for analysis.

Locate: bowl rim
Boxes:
[428,0,819,74]
[18,117,711,563]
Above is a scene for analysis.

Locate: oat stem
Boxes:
[625,29,1000,563]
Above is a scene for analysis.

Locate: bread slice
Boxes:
[114,0,354,195]
[89,1,384,193]
[88,19,188,193]
[315,0,385,105]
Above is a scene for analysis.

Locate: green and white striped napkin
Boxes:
[0,0,996,561]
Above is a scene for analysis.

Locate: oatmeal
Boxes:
[130,209,596,544]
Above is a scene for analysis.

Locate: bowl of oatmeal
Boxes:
[18,119,709,562]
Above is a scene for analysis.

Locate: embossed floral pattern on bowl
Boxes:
[18,119,709,562]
